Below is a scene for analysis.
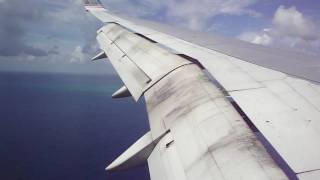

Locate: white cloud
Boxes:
[46,0,98,26]
[273,6,318,41]
[238,5,320,55]
[239,29,273,46]
[167,0,260,30]
[45,0,100,63]
[70,46,86,63]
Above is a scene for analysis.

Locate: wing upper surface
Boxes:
[84,1,320,179]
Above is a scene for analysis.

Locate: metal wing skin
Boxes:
[83,1,320,180]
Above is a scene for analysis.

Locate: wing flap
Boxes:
[145,64,288,180]
[101,24,191,80]
[97,32,151,100]
[96,23,192,101]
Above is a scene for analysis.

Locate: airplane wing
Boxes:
[83,1,320,180]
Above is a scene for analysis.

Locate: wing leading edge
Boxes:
[83,1,320,180]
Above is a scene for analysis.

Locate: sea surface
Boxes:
[0,72,150,180]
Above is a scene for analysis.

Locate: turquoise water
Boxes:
[0,72,150,180]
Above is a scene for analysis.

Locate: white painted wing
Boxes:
[83,1,320,179]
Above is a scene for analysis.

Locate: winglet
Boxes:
[83,0,105,11]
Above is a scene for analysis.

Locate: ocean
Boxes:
[0,72,150,180]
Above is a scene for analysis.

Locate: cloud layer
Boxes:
[0,0,48,57]
[1,0,319,74]
[273,6,318,41]
[0,0,104,70]
[0,0,261,64]
[239,6,320,55]
[103,0,259,30]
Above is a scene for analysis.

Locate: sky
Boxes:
[0,0,319,74]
